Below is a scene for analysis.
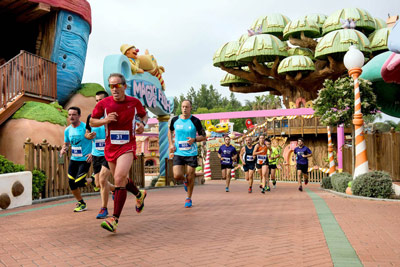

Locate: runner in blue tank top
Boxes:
[168,100,206,208]
[239,136,256,193]
[218,135,238,192]
[85,91,116,219]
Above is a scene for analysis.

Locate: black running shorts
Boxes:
[68,160,91,190]
[173,155,198,168]
[92,155,109,174]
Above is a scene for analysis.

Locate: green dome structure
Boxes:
[303,13,327,30]
[287,47,314,59]
[315,29,370,59]
[322,8,375,35]
[220,73,250,87]
[277,55,315,74]
[374,17,387,30]
[369,28,391,54]
[250,14,291,37]
[213,41,242,67]
[238,33,250,45]
[283,17,321,40]
[236,34,288,64]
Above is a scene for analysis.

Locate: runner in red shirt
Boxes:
[90,73,148,233]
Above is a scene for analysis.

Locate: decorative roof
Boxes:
[277,55,315,74]
[250,14,291,37]
[236,34,288,64]
[213,41,242,67]
[238,33,250,45]
[369,28,391,53]
[322,8,375,35]
[303,13,327,29]
[315,29,370,59]
[374,17,387,30]
[283,17,321,40]
[220,74,250,87]
[287,47,314,59]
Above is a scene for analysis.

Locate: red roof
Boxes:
[30,0,91,30]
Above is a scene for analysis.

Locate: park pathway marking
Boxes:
[306,188,363,267]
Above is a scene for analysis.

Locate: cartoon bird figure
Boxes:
[214,123,229,133]
[204,120,216,132]
[340,18,356,29]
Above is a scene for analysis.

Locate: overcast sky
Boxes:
[83,0,400,121]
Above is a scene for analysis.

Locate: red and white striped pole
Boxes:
[327,126,336,176]
[204,148,212,180]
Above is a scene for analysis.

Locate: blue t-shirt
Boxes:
[218,144,237,165]
[294,146,312,165]
[86,114,106,157]
[170,115,205,157]
[64,122,92,161]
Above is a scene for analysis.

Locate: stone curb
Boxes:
[321,188,400,202]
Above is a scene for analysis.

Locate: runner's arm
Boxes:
[60,142,70,156]
[253,145,260,155]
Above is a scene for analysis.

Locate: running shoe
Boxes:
[135,190,147,213]
[73,202,87,212]
[96,207,108,219]
[298,185,303,192]
[272,180,276,187]
[225,187,229,192]
[305,179,309,185]
[261,187,265,194]
[248,187,252,193]
[101,217,117,233]
[266,185,271,192]
[185,198,192,208]
[183,181,188,192]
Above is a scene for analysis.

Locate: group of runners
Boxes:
[60,72,312,233]
[217,134,312,193]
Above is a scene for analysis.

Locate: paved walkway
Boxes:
[1,180,400,266]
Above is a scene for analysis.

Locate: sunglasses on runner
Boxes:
[108,83,124,89]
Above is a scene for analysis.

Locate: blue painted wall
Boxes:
[51,10,90,104]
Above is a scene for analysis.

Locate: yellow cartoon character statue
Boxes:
[138,49,166,90]
[120,44,144,75]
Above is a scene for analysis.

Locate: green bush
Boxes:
[352,171,393,198]
[321,176,332,189]
[331,172,352,193]
[32,169,47,199]
[0,155,25,174]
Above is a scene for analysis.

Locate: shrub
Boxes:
[32,169,47,199]
[321,176,332,189]
[0,155,25,174]
[331,172,352,193]
[352,171,393,198]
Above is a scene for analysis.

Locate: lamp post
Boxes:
[343,45,369,179]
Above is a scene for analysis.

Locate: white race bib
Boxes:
[257,155,266,165]
[71,146,83,157]
[178,141,191,151]
[110,130,129,145]
[246,155,255,162]
[95,139,105,151]
[222,157,231,164]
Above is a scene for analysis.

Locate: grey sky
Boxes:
[83,0,400,121]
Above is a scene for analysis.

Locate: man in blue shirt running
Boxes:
[218,135,237,192]
[294,138,312,192]
[168,100,206,208]
[85,91,116,219]
[60,107,94,212]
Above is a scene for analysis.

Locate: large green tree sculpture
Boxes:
[214,8,390,108]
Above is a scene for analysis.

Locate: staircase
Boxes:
[0,50,57,125]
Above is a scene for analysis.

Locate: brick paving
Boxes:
[0,180,399,266]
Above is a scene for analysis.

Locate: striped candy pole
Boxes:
[327,126,336,176]
[204,149,212,180]
[231,168,235,180]
[349,67,369,179]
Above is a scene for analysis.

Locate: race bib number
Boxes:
[257,155,266,165]
[178,141,191,151]
[246,155,255,162]
[110,130,129,145]
[95,139,105,151]
[71,146,82,157]
[222,157,231,164]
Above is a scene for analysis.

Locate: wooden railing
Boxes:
[144,166,160,174]
[1,50,57,109]
[24,139,145,199]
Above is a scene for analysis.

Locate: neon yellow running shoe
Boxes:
[101,217,118,233]
[136,190,147,213]
[73,202,87,212]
